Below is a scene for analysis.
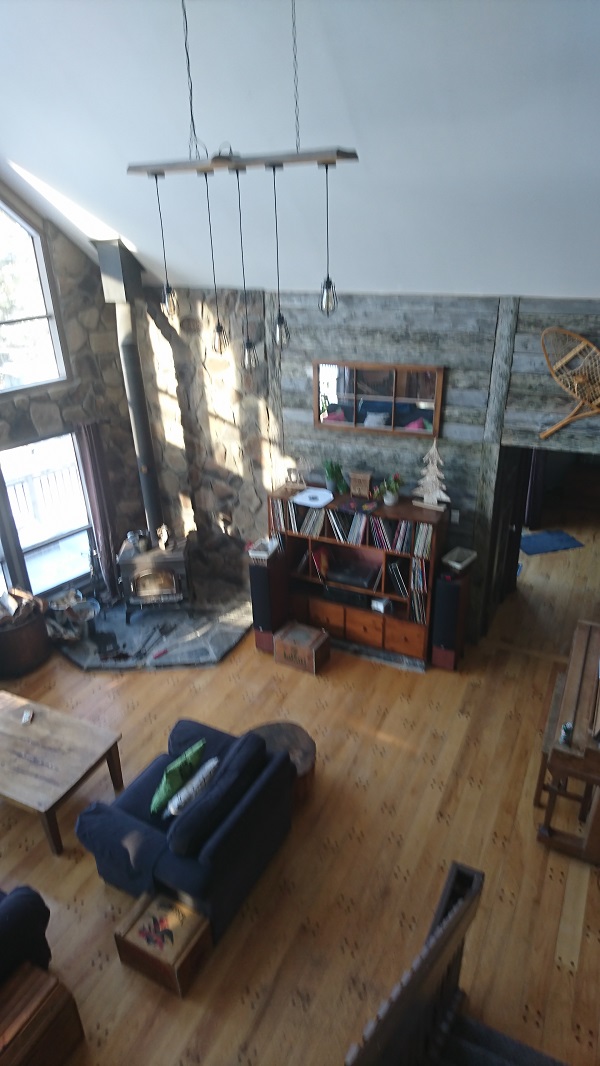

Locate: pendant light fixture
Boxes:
[180,0,228,354]
[235,169,258,370]
[319,163,337,316]
[131,0,358,321]
[271,166,290,348]
[203,174,229,353]
[153,174,178,318]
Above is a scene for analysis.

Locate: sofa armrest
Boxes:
[75,802,169,898]
[0,887,51,982]
[201,751,294,873]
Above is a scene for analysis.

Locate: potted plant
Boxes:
[324,460,347,495]
[373,472,402,506]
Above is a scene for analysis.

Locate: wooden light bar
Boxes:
[128,146,358,177]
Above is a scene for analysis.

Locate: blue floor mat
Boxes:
[520,530,583,556]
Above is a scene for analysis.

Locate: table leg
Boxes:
[106,742,124,792]
[580,787,600,862]
[580,782,594,822]
[40,810,63,855]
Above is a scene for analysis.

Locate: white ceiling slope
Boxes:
[2,0,600,298]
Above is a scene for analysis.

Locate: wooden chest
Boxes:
[0,963,83,1066]
[114,894,212,997]
[273,622,331,674]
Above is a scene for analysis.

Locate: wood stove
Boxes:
[95,242,195,623]
[118,540,190,623]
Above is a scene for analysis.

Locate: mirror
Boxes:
[314,362,444,436]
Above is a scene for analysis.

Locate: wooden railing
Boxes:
[7,463,84,544]
[344,862,484,1066]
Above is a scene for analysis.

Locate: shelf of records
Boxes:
[269,493,435,555]
[268,487,448,632]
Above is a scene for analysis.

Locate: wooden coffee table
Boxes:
[0,690,123,855]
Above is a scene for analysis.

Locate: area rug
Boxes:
[520,530,584,556]
[59,598,253,670]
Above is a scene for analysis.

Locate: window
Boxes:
[0,434,94,596]
[0,196,66,393]
[314,361,444,437]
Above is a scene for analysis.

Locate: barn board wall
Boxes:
[278,293,498,551]
[275,291,600,640]
[504,298,600,452]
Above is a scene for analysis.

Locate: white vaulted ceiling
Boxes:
[2,0,600,298]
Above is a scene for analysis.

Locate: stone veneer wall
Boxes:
[141,287,288,548]
[0,191,288,581]
[0,216,144,544]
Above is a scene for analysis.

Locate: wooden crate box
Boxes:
[273,622,331,674]
[114,894,212,997]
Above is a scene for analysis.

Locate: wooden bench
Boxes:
[534,670,594,820]
[0,963,83,1066]
[536,621,600,863]
[533,670,566,807]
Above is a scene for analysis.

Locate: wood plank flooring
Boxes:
[0,508,598,1065]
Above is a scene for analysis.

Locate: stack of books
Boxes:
[392,520,413,552]
[414,523,433,559]
[299,508,326,536]
[269,497,286,532]
[387,561,408,597]
[329,510,367,545]
[410,556,428,623]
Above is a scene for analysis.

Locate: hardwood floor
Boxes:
[1,510,599,1066]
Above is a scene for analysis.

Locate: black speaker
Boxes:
[249,553,288,633]
[432,576,460,651]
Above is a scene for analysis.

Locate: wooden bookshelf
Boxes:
[268,487,448,662]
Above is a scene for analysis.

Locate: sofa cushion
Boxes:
[363,411,389,427]
[113,754,172,827]
[167,732,267,857]
[0,886,51,981]
[324,407,346,421]
[168,720,236,762]
[150,738,206,816]
[165,757,220,817]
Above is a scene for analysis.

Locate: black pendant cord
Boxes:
[154,175,172,294]
[182,0,202,160]
[291,0,300,153]
[235,169,251,342]
[272,167,282,313]
[204,174,221,323]
[324,163,331,278]
[181,0,226,347]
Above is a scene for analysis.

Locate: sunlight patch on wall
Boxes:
[159,391,186,453]
[9,161,137,247]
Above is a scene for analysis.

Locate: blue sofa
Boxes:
[75,720,296,941]
[0,885,51,983]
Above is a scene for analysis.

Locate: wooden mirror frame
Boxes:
[313,362,444,437]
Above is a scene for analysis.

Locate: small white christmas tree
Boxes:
[413,440,451,510]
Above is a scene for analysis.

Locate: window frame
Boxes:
[0,431,96,598]
[0,181,70,396]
